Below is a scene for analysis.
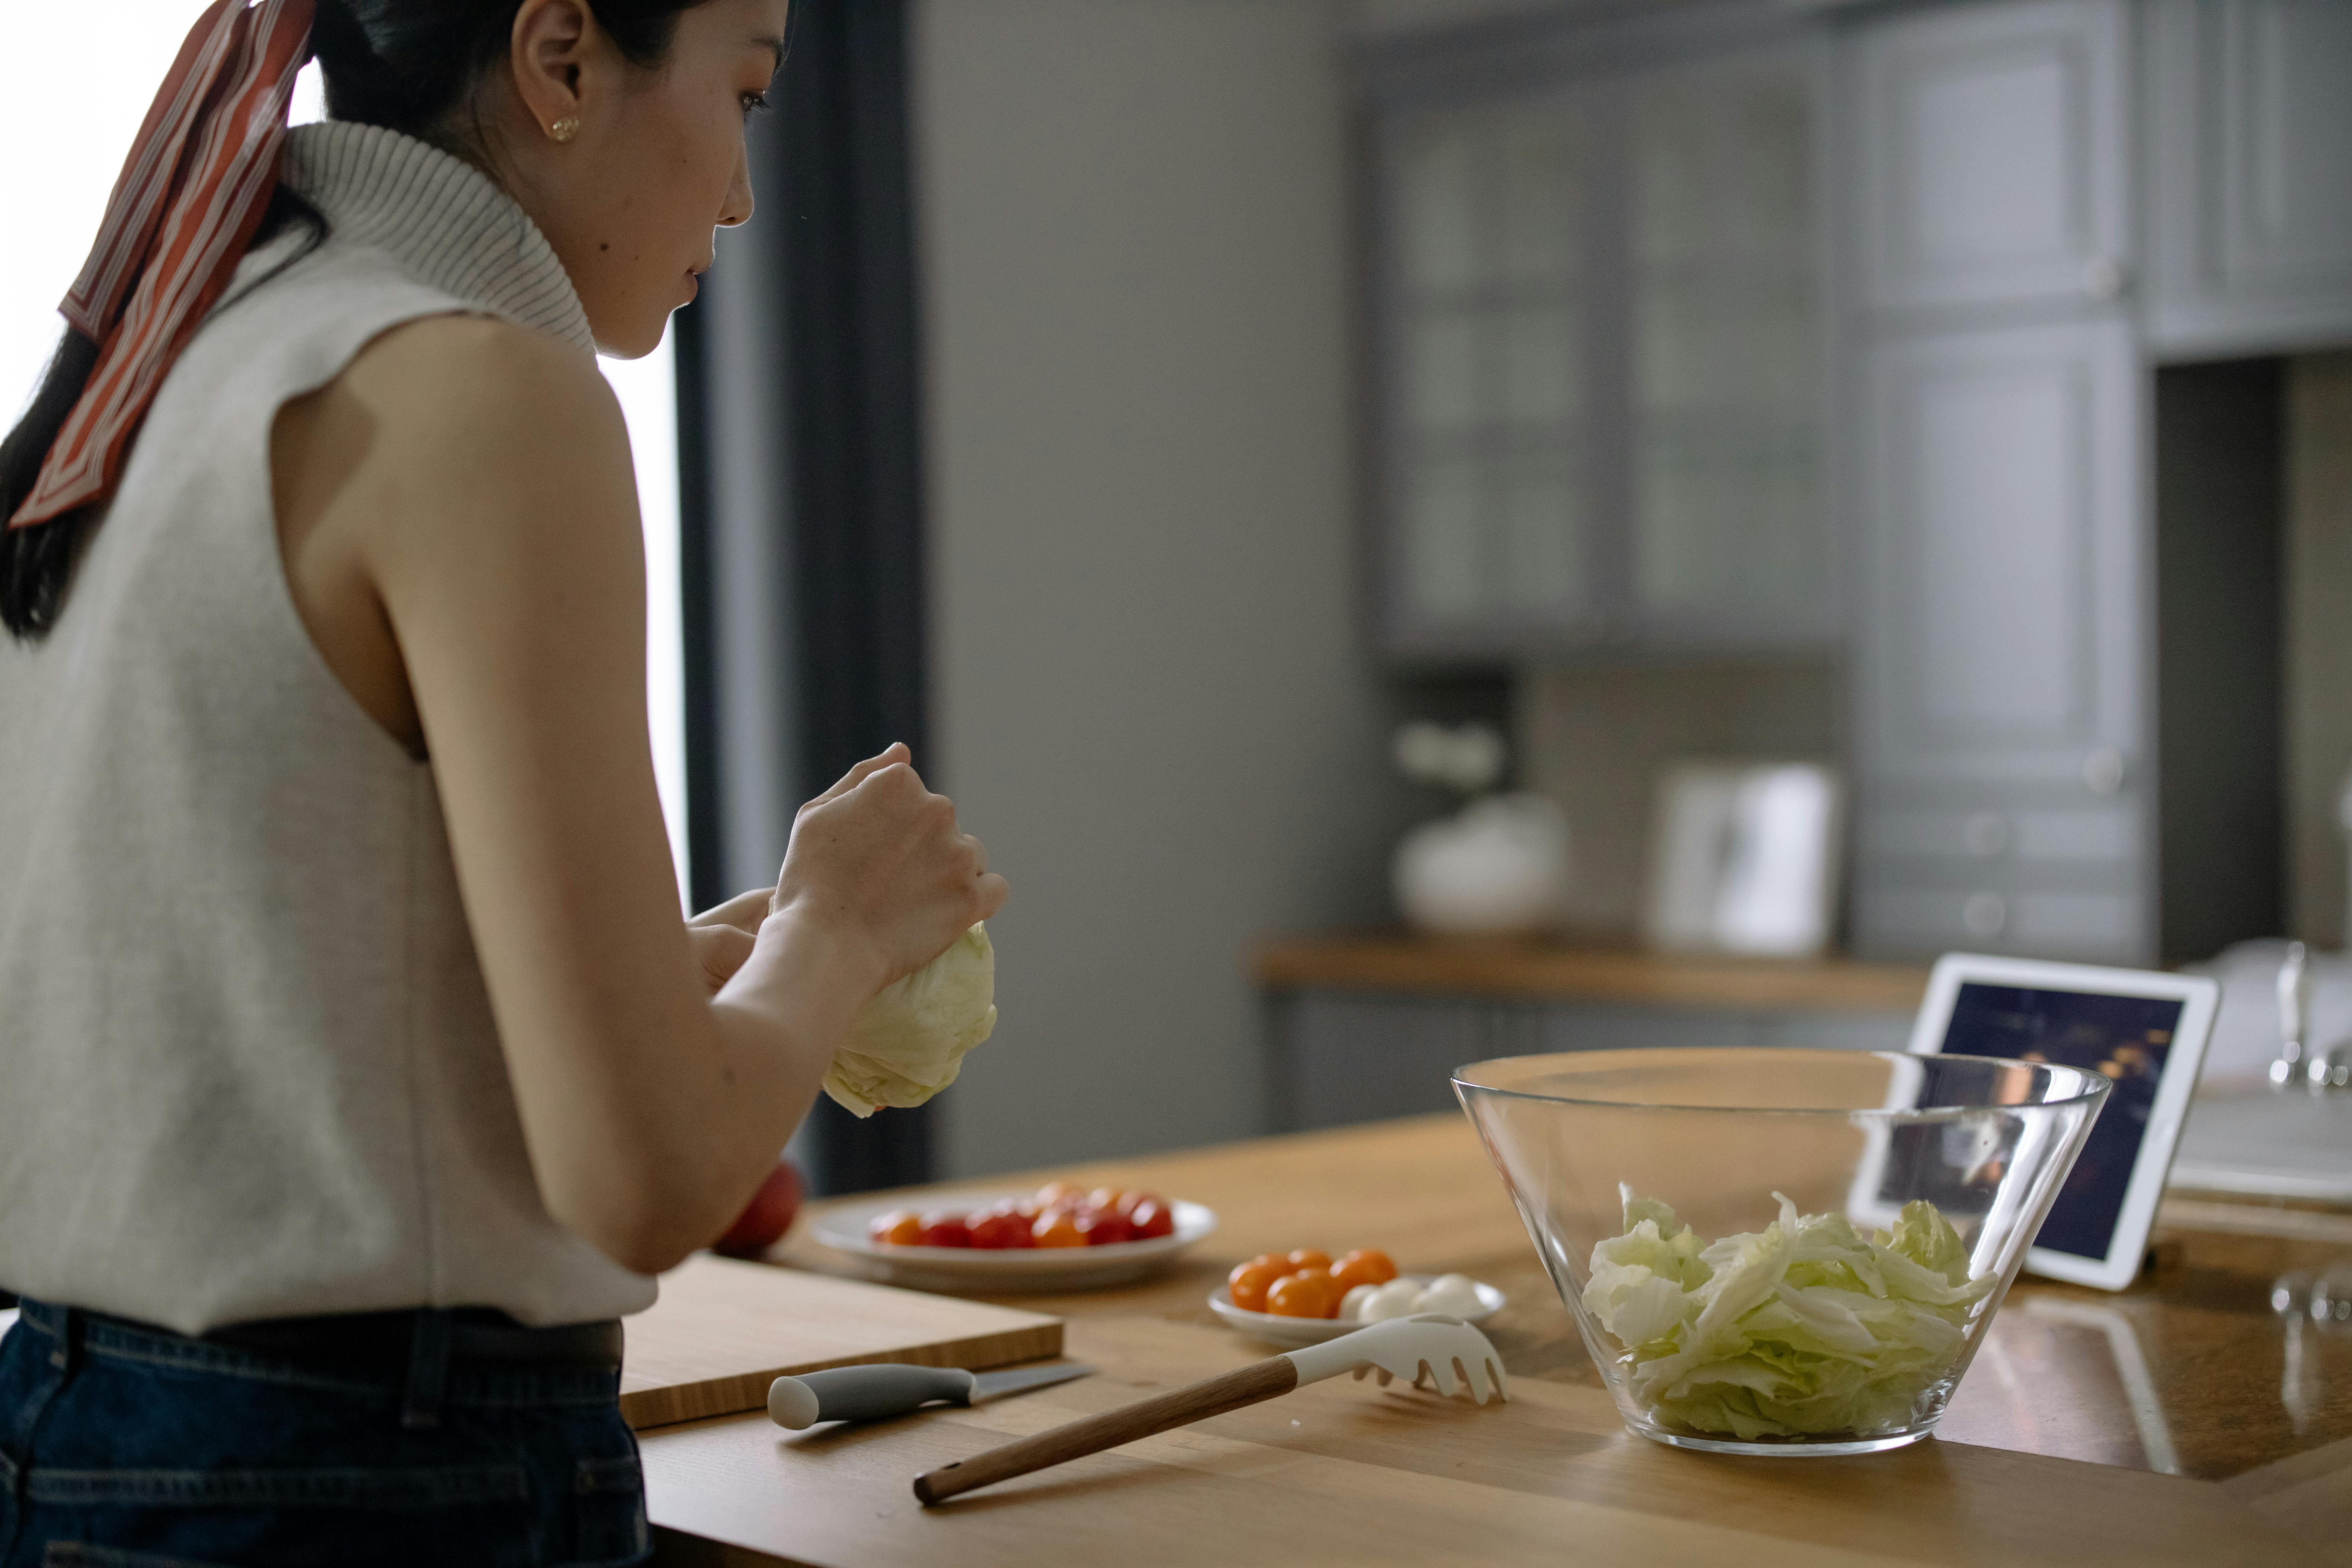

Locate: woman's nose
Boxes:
[719,144,754,229]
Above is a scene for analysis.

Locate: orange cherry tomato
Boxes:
[1032,1211,1087,1248]
[1245,1253,1289,1278]
[1035,1181,1084,1209]
[869,1209,923,1247]
[1331,1249,1399,1293]
[1266,1272,1336,1319]
[1286,1248,1332,1273]
[1228,1259,1286,1313]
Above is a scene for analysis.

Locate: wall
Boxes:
[2287,350,2352,947]
[1516,660,1842,937]
[914,0,1419,1177]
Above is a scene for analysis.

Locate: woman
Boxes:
[0,0,1004,1562]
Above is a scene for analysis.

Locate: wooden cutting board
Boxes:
[621,1255,1063,1430]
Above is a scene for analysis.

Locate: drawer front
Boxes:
[1854,883,2148,964]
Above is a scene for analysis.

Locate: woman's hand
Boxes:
[690,885,774,936]
[686,922,756,993]
[768,743,1009,996]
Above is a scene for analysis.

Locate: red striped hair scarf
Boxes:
[8,0,316,532]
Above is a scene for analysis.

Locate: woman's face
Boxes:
[491,0,790,357]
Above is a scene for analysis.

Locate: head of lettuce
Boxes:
[825,923,997,1117]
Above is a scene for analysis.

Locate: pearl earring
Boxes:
[548,115,580,144]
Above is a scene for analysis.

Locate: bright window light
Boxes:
[4,21,691,905]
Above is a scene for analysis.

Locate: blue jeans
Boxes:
[0,1301,649,1568]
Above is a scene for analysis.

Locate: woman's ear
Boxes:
[507,0,596,131]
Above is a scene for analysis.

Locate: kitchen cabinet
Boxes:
[1851,316,2151,964]
[1852,0,2130,322]
[1267,989,1910,1131]
[2146,0,2352,359]
[1843,0,2151,966]
[1369,23,1833,658]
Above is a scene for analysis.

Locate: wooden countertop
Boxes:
[642,1115,2352,1567]
[1255,933,1933,1012]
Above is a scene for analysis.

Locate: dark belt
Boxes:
[139,1307,623,1374]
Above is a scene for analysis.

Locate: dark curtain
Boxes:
[674,0,931,1196]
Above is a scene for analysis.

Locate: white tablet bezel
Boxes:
[1903,952,2219,1291]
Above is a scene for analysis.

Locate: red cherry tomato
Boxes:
[1228,1259,1285,1312]
[1127,1198,1176,1240]
[1035,1181,1084,1209]
[1032,1211,1087,1248]
[1116,1190,1164,1220]
[869,1209,923,1247]
[918,1214,973,1248]
[968,1209,1035,1249]
[1077,1205,1135,1246]
[1331,1248,1398,1293]
[1087,1186,1127,1213]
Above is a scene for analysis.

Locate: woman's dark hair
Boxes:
[1,0,719,639]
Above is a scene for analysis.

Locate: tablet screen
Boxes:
[1934,982,2184,1261]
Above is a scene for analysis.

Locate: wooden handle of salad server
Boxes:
[912,1356,1300,1505]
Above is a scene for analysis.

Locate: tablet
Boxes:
[1881,954,2218,1290]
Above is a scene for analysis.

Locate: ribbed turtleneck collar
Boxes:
[279,121,595,356]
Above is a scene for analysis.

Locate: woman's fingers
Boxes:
[806,742,912,810]
[975,870,1009,922]
[690,886,775,934]
[686,922,758,994]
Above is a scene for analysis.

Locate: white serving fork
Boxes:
[913,1315,1507,1505]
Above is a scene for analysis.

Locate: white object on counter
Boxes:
[2186,939,2352,1086]
[1392,794,1570,937]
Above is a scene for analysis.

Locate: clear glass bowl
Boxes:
[1455,1048,2109,1456]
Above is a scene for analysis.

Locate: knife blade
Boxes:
[768,1360,1096,1430]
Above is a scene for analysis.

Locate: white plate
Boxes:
[1207,1276,1506,1348]
[811,1192,1218,1294]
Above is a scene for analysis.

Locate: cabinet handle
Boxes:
[2084,749,2126,796]
[1963,892,2008,939]
[2082,255,2127,300]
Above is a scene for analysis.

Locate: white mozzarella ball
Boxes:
[1339,1283,1382,1321]
[1361,1279,1423,1322]
[1411,1279,1486,1318]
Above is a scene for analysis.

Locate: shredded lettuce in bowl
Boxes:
[1582,1189,1994,1441]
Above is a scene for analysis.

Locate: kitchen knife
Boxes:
[768,1361,1096,1430]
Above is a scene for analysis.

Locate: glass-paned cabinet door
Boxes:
[1384,96,1597,641]
[1625,54,1828,634]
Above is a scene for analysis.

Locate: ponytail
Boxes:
[4,0,726,641]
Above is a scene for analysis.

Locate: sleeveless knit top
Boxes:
[0,121,658,1334]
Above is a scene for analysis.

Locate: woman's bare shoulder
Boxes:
[338,313,623,455]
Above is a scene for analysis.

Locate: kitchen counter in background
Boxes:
[1256,934,1931,1130]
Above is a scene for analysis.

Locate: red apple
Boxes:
[713,1158,805,1258]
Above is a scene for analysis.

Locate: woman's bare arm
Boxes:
[271,314,1003,1274]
